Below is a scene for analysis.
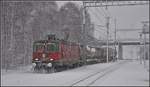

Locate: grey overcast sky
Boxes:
[56,1,149,40]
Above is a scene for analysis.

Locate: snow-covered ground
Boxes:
[1,60,149,86]
[91,60,149,86]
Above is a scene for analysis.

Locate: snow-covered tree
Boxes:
[0,1,94,69]
[59,2,83,43]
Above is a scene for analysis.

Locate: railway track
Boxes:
[70,60,128,86]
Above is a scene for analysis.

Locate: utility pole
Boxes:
[139,33,142,64]
[106,16,110,63]
[140,21,149,68]
[143,25,146,68]
[142,22,147,68]
[114,18,117,61]
[7,3,15,71]
[82,1,87,65]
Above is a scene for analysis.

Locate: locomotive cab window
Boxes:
[33,43,45,52]
[47,43,59,52]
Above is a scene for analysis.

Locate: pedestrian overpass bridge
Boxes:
[88,38,149,60]
[99,38,149,45]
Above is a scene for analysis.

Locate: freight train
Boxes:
[32,34,116,73]
[85,46,116,64]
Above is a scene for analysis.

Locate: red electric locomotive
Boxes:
[32,34,117,73]
[32,34,82,73]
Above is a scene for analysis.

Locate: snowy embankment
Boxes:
[1,61,121,86]
[1,60,149,86]
[91,60,149,86]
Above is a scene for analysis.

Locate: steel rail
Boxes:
[70,60,128,86]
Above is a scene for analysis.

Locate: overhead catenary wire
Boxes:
[95,24,115,36]
[89,8,105,25]
[95,7,106,18]
[100,7,109,17]
[90,7,115,39]
[86,2,115,48]
[94,28,107,37]
[94,28,112,41]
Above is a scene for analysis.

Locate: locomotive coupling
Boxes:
[47,63,52,67]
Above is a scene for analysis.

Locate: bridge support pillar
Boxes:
[118,43,123,60]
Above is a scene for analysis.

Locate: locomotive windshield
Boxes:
[33,43,45,52]
[47,43,59,52]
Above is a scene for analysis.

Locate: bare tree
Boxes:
[0,1,93,70]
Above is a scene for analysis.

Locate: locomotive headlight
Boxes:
[42,54,46,58]
[50,58,53,61]
[47,63,52,67]
[35,58,39,61]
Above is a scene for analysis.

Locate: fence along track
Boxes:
[70,60,128,86]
